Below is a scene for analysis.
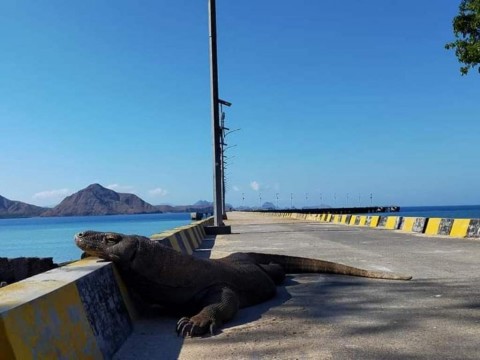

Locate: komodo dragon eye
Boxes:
[104,234,121,245]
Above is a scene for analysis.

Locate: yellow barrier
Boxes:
[150,217,213,254]
[368,216,380,227]
[425,218,442,235]
[385,217,399,230]
[264,212,479,240]
[0,259,133,359]
[358,216,367,226]
[401,217,417,232]
[450,219,470,237]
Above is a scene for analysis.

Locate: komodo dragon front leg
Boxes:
[176,285,240,337]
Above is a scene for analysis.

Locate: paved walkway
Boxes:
[114,212,480,360]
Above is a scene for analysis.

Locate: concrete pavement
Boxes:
[114,212,480,360]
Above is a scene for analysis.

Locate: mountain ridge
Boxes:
[0,184,216,218]
[0,195,47,218]
[41,184,161,217]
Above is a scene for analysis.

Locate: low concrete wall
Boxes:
[399,217,428,233]
[0,259,133,359]
[0,216,213,359]
[267,212,480,239]
[0,257,57,286]
[150,217,213,254]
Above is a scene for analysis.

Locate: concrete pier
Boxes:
[115,211,480,360]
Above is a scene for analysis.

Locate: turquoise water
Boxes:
[0,213,191,263]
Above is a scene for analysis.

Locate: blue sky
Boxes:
[0,1,478,208]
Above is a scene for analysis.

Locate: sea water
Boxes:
[0,213,191,263]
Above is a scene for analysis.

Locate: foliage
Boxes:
[445,0,480,75]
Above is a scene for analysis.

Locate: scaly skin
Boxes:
[75,230,412,337]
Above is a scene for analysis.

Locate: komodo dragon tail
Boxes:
[246,252,412,280]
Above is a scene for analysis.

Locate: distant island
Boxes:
[0,183,215,219]
[0,196,47,218]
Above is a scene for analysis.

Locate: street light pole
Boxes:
[219,106,234,220]
[208,0,223,227]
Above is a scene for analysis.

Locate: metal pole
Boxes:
[208,0,223,227]
[220,105,226,219]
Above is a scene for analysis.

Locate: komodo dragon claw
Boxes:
[176,317,215,337]
[176,317,192,337]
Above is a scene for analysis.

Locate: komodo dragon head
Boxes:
[75,231,142,266]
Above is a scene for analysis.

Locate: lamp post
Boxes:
[219,100,233,220]
[208,0,224,228]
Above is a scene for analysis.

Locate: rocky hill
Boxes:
[41,184,162,217]
[0,185,221,218]
[0,195,47,218]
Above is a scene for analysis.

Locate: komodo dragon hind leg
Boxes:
[258,263,285,285]
[176,286,240,337]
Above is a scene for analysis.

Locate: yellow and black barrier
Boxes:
[150,217,213,254]
[0,259,134,359]
[266,212,480,239]
[0,217,214,359]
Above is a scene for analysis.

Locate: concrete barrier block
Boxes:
[413,218,427,232]
[385,216,401,230]
[344,214,352,225]
[0,259,133,359]
[150,218,212,255]
[400,217,416,232]
[450,219,470,238]
[437,218,454,235]
[179,232,195,254]
[377,216,388,227]
[467,219,480,238]
[399,217,426,233]
[359,216,367,226]
[365,216,379,227]
[425,218,442,235]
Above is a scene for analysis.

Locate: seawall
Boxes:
[0,217,213,359]
[268,212,480,238]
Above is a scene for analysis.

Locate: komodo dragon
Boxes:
[75,230,412,337]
